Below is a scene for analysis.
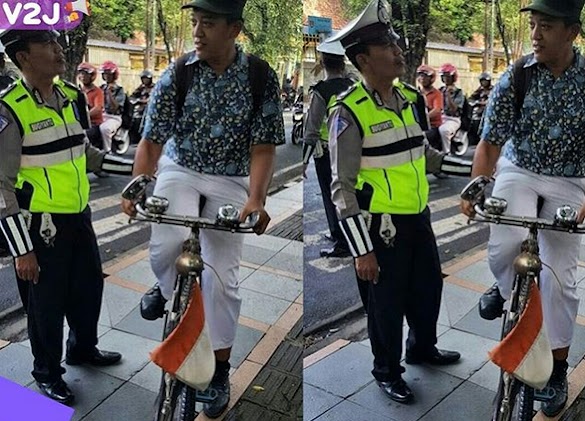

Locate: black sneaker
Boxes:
[203,362,231,418]
[140,284,167,320]
[542,360,568,417]
[479,283,505,320]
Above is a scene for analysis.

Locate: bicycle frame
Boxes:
[461,176,585,421]
[122,175,258,421]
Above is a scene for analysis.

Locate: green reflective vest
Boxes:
[1,80,89,213]
[338,82,428,215]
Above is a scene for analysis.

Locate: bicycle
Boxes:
[460,175,585,421]
[122,174,259,421]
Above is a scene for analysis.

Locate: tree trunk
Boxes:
[61,16,92,84]
[392,0,431,85]
[157,0,174,62]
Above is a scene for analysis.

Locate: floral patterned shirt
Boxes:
[143,46,285,176]
[481,48,585,177]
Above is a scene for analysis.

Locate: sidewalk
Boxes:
[303,242,585,421]
[0,180,303,421]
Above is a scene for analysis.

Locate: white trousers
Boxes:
[489,158,585,348]
[438,116,461,153]
[150,156,249,350]
[99,114,122,152]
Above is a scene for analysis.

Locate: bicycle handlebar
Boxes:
[121,175,260,233]
[460,176,585,234]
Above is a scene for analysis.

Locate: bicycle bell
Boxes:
[483,197,508,215]
[145,196,169,214]
[217,204,240,224]
[555,205,578,227]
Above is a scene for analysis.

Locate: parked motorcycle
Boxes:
[291,90,303,145]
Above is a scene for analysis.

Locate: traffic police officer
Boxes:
[328,0,470,404]
[0,29,133,404]
[303,40,355,258]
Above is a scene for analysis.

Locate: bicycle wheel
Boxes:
[155,274,200,421]
[492,274,536,421]
[492,375,534,421]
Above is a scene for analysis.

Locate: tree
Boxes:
[341,0,432,84]
[241,0,303,65]
[89,0,143,42]
[430,0,483,46]
[61,16,92,83]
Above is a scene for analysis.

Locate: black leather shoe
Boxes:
[376,378,413,404]
[66,348,122,366]
[320,246,351,258]
[405,348,461,365]
[203,364,230,418]
[542,360,568,417]
[140,284,167,320]
[479,283,505,320]
[36,379,74,404]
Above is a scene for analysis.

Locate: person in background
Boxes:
[99,60,125,152]
[302,39,354,259]
[416,64,443,151]
[77,62,104,128]
[438,63,465,154]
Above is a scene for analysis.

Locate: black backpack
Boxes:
[512,54,536,118]
[0,75,14,92]
[120,94,133,130]
[174,53,270,119]
[460,95,473,132]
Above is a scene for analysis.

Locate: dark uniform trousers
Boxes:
[357,207,443,382]
[23,207,103,383]
[314,148,348,249]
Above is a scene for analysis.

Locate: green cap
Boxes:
[182,0,246,19]
[520,0,585,22]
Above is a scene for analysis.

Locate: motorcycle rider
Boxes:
[468,72,493,144]
[438,63,465,154]
[130,69,155,116]
[129,69,154,142]
[99,61,125,153]
[416,64,443,151]
[77,63,104,129]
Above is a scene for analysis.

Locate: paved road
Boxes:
[0,111,300,315]
[303,148,488,333]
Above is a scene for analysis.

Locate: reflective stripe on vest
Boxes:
[2,80,90,213]
[319,95,337,142]
[340,82,428,215]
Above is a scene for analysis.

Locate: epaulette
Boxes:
[61,79,82,94]
[336,84,359,102]
[399,81,419,93]
[0,81,18,99]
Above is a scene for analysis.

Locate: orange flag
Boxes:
[489,283,553,390]
[150,284,215,391]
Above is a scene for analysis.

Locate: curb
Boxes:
[269,162,303,194]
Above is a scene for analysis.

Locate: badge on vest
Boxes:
[0,115,9,134]
[370,120,394,133]
[30,119,55,132]
[40,213,57,247]
[379,214,397,247]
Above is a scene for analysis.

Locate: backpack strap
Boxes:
[513,54,535,118]
[247,54,270,116]
[174,52,269,119]
[175,53,196,119]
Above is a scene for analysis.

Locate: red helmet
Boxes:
[416,64,436,84]
[439,63,458,82]
[100,60,119,80]
[77,62,97,82]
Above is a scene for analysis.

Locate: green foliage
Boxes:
[240,0,303,64]
[89,0,143,42]
[430,0,483,45]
